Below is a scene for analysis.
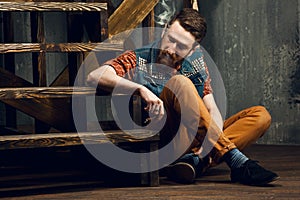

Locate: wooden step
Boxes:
[0,2,107,12]
[0,86,95,100]
[0,43,123,53]
[0,130,159,150]
[0,87,95,132]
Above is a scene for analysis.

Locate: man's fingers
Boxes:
[159,105,164,116]
[152,101,163,114]
[156,106,165,120]
[144,104,150,111]
[151,104,160,113]
[144,100,164,117]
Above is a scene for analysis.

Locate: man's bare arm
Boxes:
[87,65,164,117]
[203,93,224,131]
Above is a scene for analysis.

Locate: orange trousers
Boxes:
[158,75,271,167]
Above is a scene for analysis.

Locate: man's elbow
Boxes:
[86,71,99,87]
[86,65,116,88]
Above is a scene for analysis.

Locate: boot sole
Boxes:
[166,162,196,184]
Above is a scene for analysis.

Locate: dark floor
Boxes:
[0,144,299,200]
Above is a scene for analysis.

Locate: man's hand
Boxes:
[87,65,165,121]
[138,86,165,120]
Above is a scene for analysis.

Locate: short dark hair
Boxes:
[168,8,207,44]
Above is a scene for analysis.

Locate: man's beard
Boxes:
[156,50,183,71]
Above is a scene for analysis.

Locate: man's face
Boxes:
[157,20,196,70]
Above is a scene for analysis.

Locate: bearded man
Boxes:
[87,8,279,185]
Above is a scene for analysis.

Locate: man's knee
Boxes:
[253,105,272,131]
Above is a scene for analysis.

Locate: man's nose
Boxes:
[166,43,177,54]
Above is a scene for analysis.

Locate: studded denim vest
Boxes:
[133,41,208,98]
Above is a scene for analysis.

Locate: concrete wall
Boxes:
[198,0,300,144]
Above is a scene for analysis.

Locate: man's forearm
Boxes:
[87,65,165,117]
[210,108,224,131]
[87,65,142,94]
[203,94,224,131]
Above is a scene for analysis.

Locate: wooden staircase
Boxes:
[0,0,160,186]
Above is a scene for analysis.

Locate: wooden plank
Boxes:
[0,87,127,132]
[140,141,159,186]
[0,145,299,197]
[108,0,159,37]
[67,12,86,130]
[0,43,123,53]
[50,66,69,86]
[100,9,108,41]
[31,11,47,86]
[0,130,159,150]
[0,69,71,132]
[0,2,107,12]
[0,181,102,193]
[0,0,107,2]
[0,132,82,150]
[0,43,41,53]
[0,87,95,100]
[2,11,17,129]
[31,11,48,133]
[1,98,75,132]
[0,86,93,132]
[0,67,33,87]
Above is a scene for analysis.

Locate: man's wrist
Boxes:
[135,85,146,95]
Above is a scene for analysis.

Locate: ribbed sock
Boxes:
[223,148,249,169]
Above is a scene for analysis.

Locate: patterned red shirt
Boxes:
[104,50,213,97]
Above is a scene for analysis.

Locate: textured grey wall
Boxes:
[199,0,300,144]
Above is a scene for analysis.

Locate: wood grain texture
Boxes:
[30,10,48,132]
[0,130,159,150]
[0,68,33,87]
[2,98,74,131]
[31,11,47,86]
[0,43,123,53]
[0,87,95,99]
[108,0,159,37]
[50,66,69,86]
[0,2,107,12]
[0,145,298,197]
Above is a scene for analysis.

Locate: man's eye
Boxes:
[168,37,175,43]
[178,44,187,50]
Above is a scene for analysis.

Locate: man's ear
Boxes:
[193,43,201,50]
[187,44,200,57]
